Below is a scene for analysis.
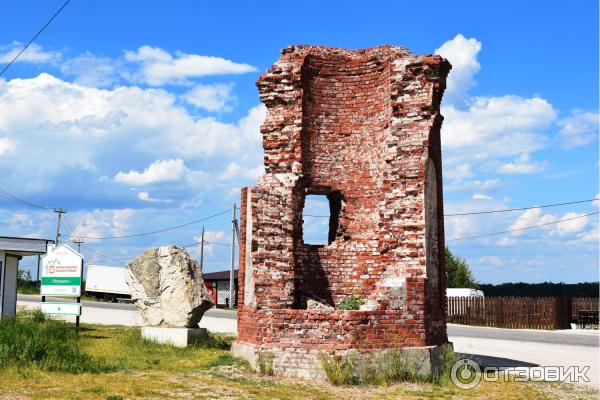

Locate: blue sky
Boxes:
[1,0,598,284]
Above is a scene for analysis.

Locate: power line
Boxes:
[79,243,126,264]
[303,198,597,218]
[79,238,235,266]
[0,0,72,77]
[64,214,78,236]
[446,211,599,243]
[65,209,231,240]
[0,187,51,210]
[444,198,598,217]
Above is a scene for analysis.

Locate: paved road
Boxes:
[18,294,235,319]
[448,323,599,347]
[448,324,598,389]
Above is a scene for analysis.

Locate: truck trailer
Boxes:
[85,264,131,302]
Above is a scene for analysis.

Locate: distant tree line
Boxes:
[479,282,599,298]
[445,249,598,297]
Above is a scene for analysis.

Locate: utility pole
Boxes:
[199,226,205,271]
[229,204,237,308]
[36,255,41,284]
[53,208,67,245]
[72,238,84,253]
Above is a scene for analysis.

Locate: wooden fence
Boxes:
[571,297,599,320]
[446,296,597,330]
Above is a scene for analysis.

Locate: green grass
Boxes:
[0,311,595,399]
[0,310,115,373]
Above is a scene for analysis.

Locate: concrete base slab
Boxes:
[142,326,207,347]
[232,341,452,381]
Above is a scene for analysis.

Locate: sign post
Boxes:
[40,243,83,330]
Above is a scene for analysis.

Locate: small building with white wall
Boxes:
[0,236,53,319]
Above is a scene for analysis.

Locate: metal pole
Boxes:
[76,255,83,333]
[229,204,236,308]
[72,238,83,253]
[199,226,205,271]
[53,208,66,245]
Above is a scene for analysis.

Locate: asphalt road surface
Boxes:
[448,323,599,347]
[18,294,235,319]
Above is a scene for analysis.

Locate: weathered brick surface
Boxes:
[237,45,451,353]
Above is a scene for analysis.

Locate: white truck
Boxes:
[85,264,131,302]
[446,288,484,297]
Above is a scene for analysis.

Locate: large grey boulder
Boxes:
[125,246,213,327]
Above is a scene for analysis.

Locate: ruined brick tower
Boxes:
[233,45,451,379]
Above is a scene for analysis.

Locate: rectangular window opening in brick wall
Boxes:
[301,192,342,246]
[301,194,330,245]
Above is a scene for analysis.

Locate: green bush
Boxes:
[338,296,363,310]
[0,311,114,373]
[16,269,40,295]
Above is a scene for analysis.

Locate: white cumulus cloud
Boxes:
[446,163,472,180]
[442,95,556,162]
[435,34,481,105]
[510,208,589,237]
[192,230,227,257]
[183,82,236,112]
[137,191,172,203]
[0,42,61,64]
[68,209,136,242]
[555,212,590,235]
[557,109,599,148]
[114,159,187,186]
[218,162,264,181]
[60,52,119,87]
[497,153,546,174]
[124,46,257,86]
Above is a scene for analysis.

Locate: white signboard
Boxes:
[40,302,81,316]
[41,244,83,297]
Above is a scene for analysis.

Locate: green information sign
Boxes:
[41,277,81,286]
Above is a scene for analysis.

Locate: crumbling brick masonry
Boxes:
[232,45,451,380]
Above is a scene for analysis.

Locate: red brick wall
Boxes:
[238,45,450,351]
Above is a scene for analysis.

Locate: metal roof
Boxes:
[203,269,238,281]
[0,236,53,256]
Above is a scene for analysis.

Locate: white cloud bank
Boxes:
[54,44,258,89]
[0,73,266,194]
[123,46,257,86]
